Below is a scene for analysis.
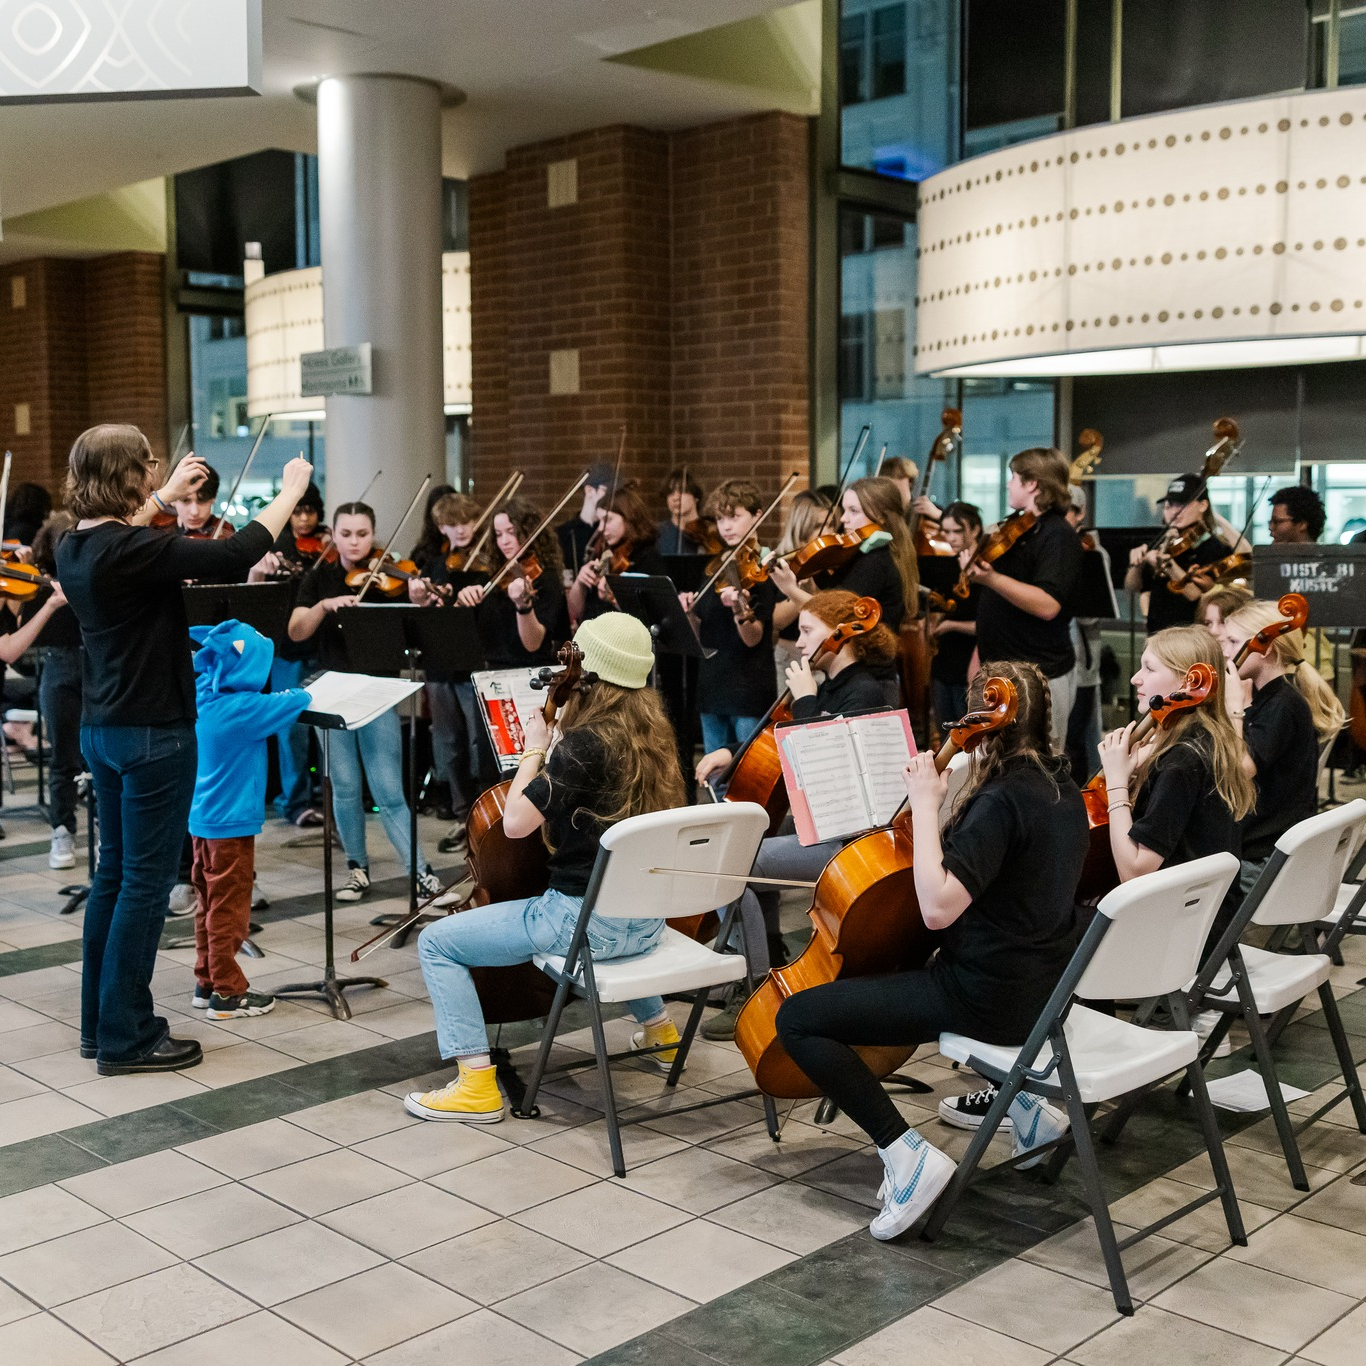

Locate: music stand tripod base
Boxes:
[273,724,389,1021]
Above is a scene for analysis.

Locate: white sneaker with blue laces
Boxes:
[1010,1093,1069,1169]
[869,1131,956,1241]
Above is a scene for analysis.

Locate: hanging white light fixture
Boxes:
[914,87,1366,378]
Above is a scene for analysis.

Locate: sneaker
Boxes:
[294,808,324,828]
[1012,1096,1070,1170]
[207,991,276,1020]
[48,827,75,870]
[191,983,213,1010]
[167,882,196,917]
[433,874,476,909]
[335,866,370,902]
[702,989,744,1042]
[438,820,468,855]
[404,1063,505,1123]
[250,880,269,910]
[632,1019,685,1073]
[937,1085,1015,1133]
[870,1133,956,1241]
[1192,1009,1234,1058]
[418,869,442,899]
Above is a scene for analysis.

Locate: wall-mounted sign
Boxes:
[0,0,262,104]
[1252,545,1366,630]
[301,344,373,398]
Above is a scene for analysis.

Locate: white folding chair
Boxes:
[514,802,779,1176]
[1187,800,1366,1190]
[921,853,1245,1316]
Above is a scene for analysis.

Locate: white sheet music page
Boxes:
[785,724,873,841]
[300,671,423,730]
[849,712,916,824]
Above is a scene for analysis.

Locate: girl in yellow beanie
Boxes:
[405,612,689,1123]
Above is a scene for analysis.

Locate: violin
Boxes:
[1233,592,1307,667]
[1170,548,1250,596]
[713,597,884,835]
[445,546,489,575]
[503,550,543,600]
[735,677,1020,1098]
[0,561,51,602]
[684,518,722,556]
[908,408,960,558]
[344,548,451,603]
[1075,661,1218,901]
[939,510,1036,611]
[1148,416,1241,565]
[180,515,233,540]
[770,522,882,582]
[704,539,769,625]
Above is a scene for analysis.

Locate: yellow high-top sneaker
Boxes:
[404,1061,504,1123]
[632,1019,685,1073]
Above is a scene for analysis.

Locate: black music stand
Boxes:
[336,606,486,941]
[607,573,711,665]
[182,582,293,643]
[275,674,422,1019]
[1074,548,1120,621]
[661,554,706,595]
[917,555,960,605]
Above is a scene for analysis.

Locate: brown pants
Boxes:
[191,835,254,998]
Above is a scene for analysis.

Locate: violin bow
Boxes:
[693,472,800,607]
[210,411,274,540]
[0,451,10,546]
[464,470,524,569]
[482,471,590,593]
[353,468,383,506]
[354,475,432,600]
[673,464,688,547]
[813,424,871,538]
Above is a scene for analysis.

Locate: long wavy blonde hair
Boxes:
[847,475,918,614]
[556,681,686,827]
[1225,599,1345,741]
[1132,625,1255,821]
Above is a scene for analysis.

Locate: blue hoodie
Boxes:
[189,619,312,840]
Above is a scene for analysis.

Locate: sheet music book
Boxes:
[777,709,917,845]
[472,667,551,772]
[299,671,423,731]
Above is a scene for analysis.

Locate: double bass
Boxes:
[735,678,1019,1098]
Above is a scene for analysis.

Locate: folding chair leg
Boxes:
[515,976,574,1118]
[1061,1083,1133,1316]
[1183,1058,1246,1246]
[667,988,709,1089]
[1243,1001,1309,1191]
[584,986,627,1178]
[921,1075,1024,1242]
[1317,984,1366,1133]
[1263,1002,1297,1048]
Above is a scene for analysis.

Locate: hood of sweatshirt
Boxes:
[190,618,275,698]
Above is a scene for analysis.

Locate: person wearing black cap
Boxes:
[1124,473,1248,635]
[556,461,615,580]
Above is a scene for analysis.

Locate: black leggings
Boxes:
[776,970,1015,1150]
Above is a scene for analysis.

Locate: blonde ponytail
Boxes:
[1227,601,1345,742]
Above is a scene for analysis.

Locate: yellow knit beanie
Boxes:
[573,613,654,689]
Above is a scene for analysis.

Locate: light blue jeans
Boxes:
[321,707,429,875]
[700,712,765,756]
[418,888,666,1057]
[271,656,313,822]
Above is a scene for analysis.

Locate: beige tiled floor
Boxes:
[0,780,1362,1364]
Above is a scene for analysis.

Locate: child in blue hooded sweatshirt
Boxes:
[188,619,312,1019]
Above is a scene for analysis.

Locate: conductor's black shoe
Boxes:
[97,1036,203,1076]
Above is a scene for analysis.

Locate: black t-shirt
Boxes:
[478,572,569,669]
[975,510,1081,679]
[18,591,81,650]
[789,659,899,721]
[822,544,905,632]
[557,517,596,576]
[1131,736,1241,922]
[937,761,1089,1038]
[58,520,274,726]
[1241,675,1317,861]
[931,584,979,684]
[523,729,614,895]
[656,520,703,556]
[696,577,778,718]
[271,526,330,664]
[1142,536,1225,635]
[294,558,359,673]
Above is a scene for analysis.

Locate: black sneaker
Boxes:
[938,1085,1015,1132]
[438,820,469,854]
[335,866,371,902]
[418,868,442,899]
[97,1036,203,1076]
[207,991,276,1020]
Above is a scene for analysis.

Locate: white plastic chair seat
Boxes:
[533,927,747,1005]
[940,1006,1200,1105]
[2,709,36,723]
[1206,945,1332,1015]
[1319,883,1363,927]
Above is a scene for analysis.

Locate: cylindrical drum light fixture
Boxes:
[915,87,1366,378]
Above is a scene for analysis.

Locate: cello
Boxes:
[708,597,884,837]
[735,677,1019,1099]
[907,409,960,558]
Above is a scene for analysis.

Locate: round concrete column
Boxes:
[316,74,444,537]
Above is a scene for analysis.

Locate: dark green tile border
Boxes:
[0,939,83,978]
[587,987,1366,1366]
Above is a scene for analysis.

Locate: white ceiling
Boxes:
[0,0,815,224]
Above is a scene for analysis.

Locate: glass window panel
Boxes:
[840,14,867,106]
[1340,12,1366,86]
[872,4,907,100]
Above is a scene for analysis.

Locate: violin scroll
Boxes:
[943,677,1018,756]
